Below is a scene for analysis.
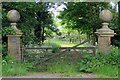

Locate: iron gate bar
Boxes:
[32,36,94,65]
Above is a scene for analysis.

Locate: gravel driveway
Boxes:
[2,73,98,78]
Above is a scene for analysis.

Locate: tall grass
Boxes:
[2,55,29,76]
[46,64,78,77]
[0,44,2,76]
[2,63,28,76]
[93,65,118,78]
[0,54,2,76]
[47,64,77,73]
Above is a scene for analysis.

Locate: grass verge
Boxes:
[2,63,28,76]
[93,65,118,78]
[46,64,77,73]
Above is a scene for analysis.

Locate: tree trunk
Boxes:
[68,32,71,42]
[86,33,90,40]
[35,11,42,45]
[77,30,81,43]
[42,27,45,44]
[105,1,108,9]
[88,2,95,46]
[88,3,93,20]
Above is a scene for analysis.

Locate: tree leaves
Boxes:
[2,2,59,45]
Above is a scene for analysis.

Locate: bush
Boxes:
[23,40,61,55]
[42,40,61,53]
[2,43,8,58]
[77,46,119,77]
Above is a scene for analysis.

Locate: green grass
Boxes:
[60,72,80,77]
[93,65,118,78]
[46,64,77,73]
[2,63,28,76]
[44,38,93,47]
[46,40,84,47]
[0,44,2,76]
[0,60,1,76]
[59,42,84,47]
[44,64,82,77]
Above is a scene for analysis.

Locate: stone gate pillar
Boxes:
[7,10,22,61]
[7,35,21,61]
[95,9,116,54]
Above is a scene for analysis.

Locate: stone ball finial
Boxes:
[99,9,112,22]
[7,10,20,23]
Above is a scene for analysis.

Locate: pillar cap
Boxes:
[95,32,116,37]
[10,23,23,35]
[7,10,20,23]
[95,23,116,37]
[99,9,112,22]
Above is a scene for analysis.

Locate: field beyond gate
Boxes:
[22,37,96,71]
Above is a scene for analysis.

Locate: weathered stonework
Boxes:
[99,9,112,22]
[7,10,20,23]
[95,9,116,54]
[98,36,111,54]
[7,10,22,62]
[11,23,23,35]
[7,35,21,61]
[95,23,116,54]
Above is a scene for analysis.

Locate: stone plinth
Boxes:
[7,35,21,61]
[95,23,116,54]
[97,35,111,54]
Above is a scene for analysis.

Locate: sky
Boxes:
[49,2,118,16]
[110,2,118,12]
[48,3,66,29]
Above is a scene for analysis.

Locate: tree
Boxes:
[110,2,120,47]
[58,2,120,47]
[2,2,60,57]
[57,2,105,39]
[2,2,59,45]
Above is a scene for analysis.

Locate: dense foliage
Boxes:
[77,46,119,77]
[57,2,120,47]
[2,2,60,57]
[1,2,120,78]
[57,2,105,38]
[2,2,60,44]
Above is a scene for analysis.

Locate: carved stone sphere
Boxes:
[7,10,20,22]
[99,9,112,22]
